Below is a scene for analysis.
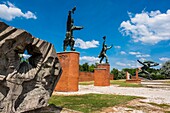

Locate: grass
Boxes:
[79,80,142,87]
[49,94,139,113]
[110,80,142,87]
[79,81,94,85]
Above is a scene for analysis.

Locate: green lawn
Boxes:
[49,94,139,113]
[110,80,142,87]
[79,80,142,87]
[79,81,94,85]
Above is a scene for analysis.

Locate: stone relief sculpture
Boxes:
[63,6,83,51]
[98,36,113,63]
[0,21,62,113]
[137,60,159,80]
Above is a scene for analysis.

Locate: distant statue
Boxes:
[63,6,83,51]
[98,36,113,63]
[137,60,159,80]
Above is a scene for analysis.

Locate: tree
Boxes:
[111,68,119,80]
[160,60,170,78]
[117,70,126,79]
[89,64,96,72]
[82,62,89,72]
[122,68,136,76]
[79,63,97,72]
[79,64,84,71]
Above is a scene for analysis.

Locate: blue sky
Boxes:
[0,0,170,70]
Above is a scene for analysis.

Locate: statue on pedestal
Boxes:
[98,36,113,63]
[63,6,83,51]
[137,60,159,80]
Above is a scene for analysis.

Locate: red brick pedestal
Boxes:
[94,64,110,86]
[97,63,110,76]
[97,63,113,80]
[55,52,79,92]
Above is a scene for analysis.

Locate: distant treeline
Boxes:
[79,60,170,80]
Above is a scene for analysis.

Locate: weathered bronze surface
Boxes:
[137,60,159,80]
[98,36,113,63]
[63,6,83,51]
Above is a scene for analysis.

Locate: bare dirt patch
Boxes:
[100,99,170,113]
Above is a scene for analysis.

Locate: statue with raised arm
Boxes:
[63,6,83,51]
[137,60,159,80]
[98,36,113,63]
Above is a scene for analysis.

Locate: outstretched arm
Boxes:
[72,26,84,30]
[137,60,145,65]
[107,44,113,50]
[66,11,72,31]
[102,36,106,47]
[71,6,76,14]
[150,63,159,67]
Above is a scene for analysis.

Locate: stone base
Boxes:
[97,63,110,75]
[94,68,110,86]
[55,52,79,92]
[126,79,141,83]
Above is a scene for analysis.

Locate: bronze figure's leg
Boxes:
[144,70,152,80]
[100,56,104,63]
[105,54,109,63]
[70,38,75,51]
[63,39,69,51]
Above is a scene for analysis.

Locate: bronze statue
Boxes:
[98,36,113,63]
[137,60,159,80]
[63,6,83,51]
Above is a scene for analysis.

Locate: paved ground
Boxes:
[53,80,170,105]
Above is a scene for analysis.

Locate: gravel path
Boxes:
[53,84,170,105]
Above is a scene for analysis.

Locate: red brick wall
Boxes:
[55,52,79,92]
[79,72,114,82]
[79,72,94,82]
[109,74,114,80]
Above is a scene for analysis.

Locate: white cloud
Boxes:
[0,1,37,21]
[80,56,100,64]
[113,59,142,69]
[75,38,99,49]
[159,57,170,62]
[116,62,126,67]
[139,58,146,61]
[119,9,170,44]
[129,51,150,58]
[120,51,126,55]
[129,51,141,55]
[136,54,150,58]
[114,46,121,49]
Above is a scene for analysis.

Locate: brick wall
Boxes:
[79,72,94,82]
